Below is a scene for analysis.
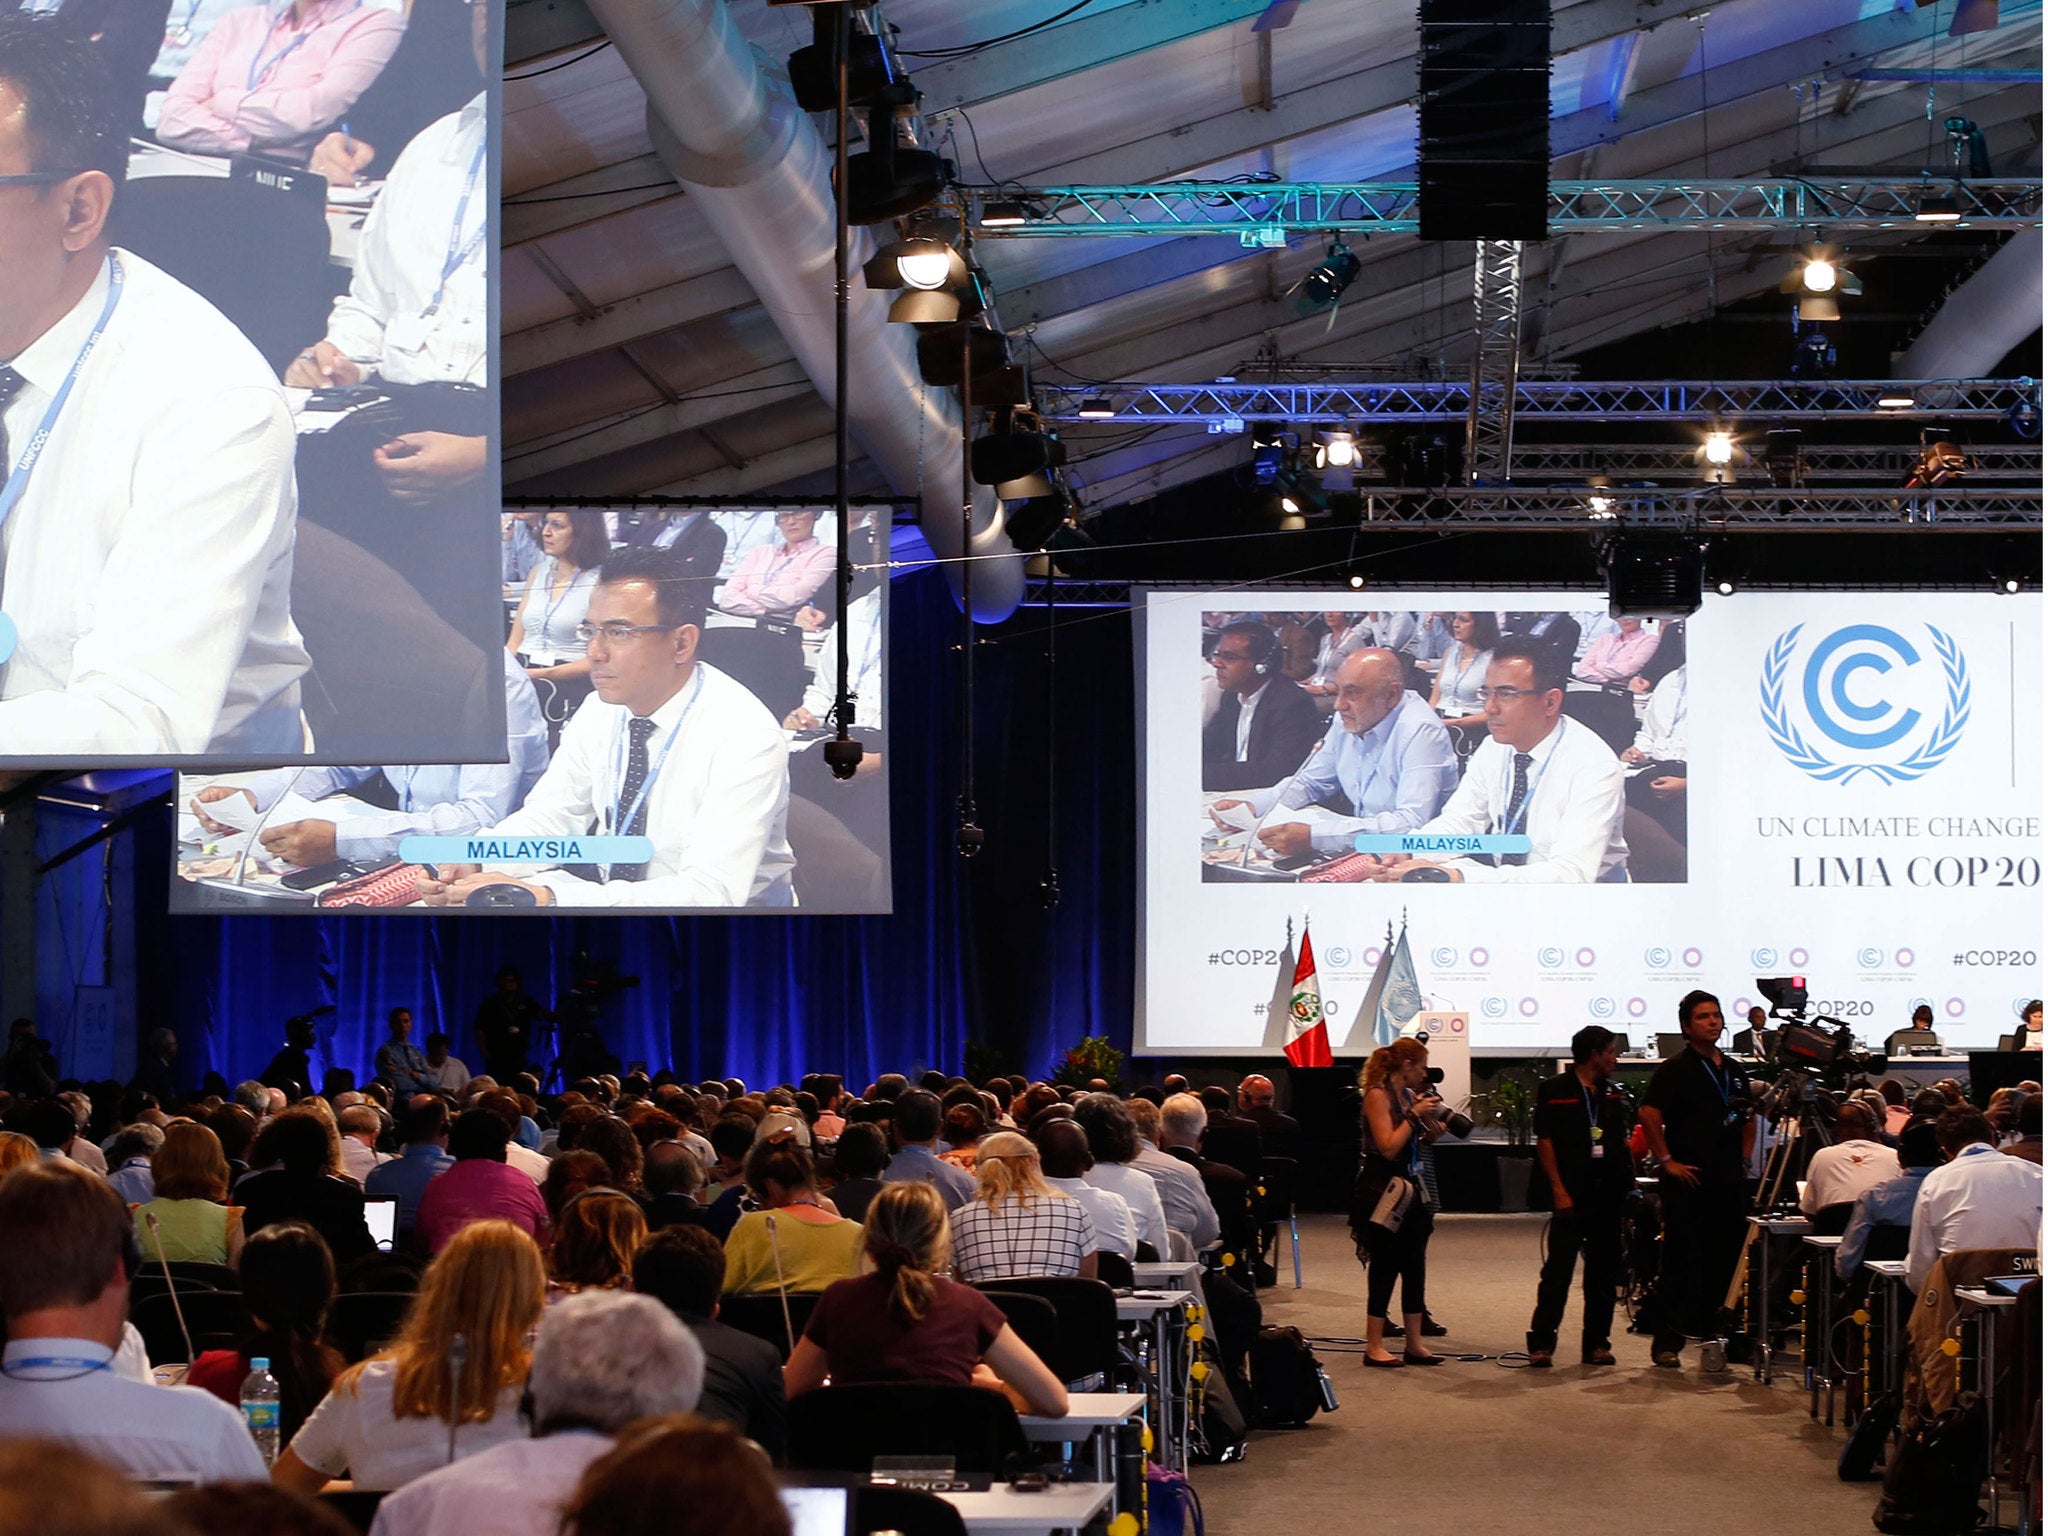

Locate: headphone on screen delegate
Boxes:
[1219,626,1283,677]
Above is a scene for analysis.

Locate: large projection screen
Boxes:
[171,508,891,914]
[0,0,503,767]
[1137,590,2043,1055]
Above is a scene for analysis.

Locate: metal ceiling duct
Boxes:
[584,0,1022,618]
[1893,228,2043,380]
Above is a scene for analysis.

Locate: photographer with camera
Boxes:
[1525,1026,1634,1368]
[1639,990,1754,1368]
[1349,1037,1448,1367]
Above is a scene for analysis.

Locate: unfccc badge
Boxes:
[1759,622,1969,785]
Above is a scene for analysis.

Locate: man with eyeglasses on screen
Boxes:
[0,15,305,756]
[416,547,795,909]
[1368,636,1627,884]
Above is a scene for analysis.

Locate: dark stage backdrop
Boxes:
[149,568,1138,1094]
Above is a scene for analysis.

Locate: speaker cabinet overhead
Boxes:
[1417,0,1552,242]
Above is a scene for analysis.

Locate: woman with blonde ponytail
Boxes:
[781,1181,1069,1415]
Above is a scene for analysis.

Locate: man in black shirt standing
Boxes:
[472,967,546,1086]
[1526,1025,1634,1367]
[1639,989,1753,1367]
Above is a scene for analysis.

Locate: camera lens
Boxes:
[1425,1066,1445,1084]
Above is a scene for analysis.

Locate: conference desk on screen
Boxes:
[127,140,368,266]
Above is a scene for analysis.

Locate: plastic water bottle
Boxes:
[241,1357,281,1464]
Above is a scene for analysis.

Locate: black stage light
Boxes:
[914,323,1009,388]
[1005,491,1071,550]
[1762,427,1803,489]
[1605,529,1702,618]
[844,94,950,224]
[787,10,895,112]
[971,408,1052,487]
[1300,240,1361,307]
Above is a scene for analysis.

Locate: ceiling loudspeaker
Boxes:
[1417,0,1551,241]
[1605,530,1703,618]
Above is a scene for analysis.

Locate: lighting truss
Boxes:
[1346,487,2039,528]
[1466,240,1522,484]
[1504,443,2043,481]
[969,179,2044,242]
[1035,379,2042,423]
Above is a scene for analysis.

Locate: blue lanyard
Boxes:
[1495,727,1560,839]
[536,559,588,647]
[601,669,706,871]
[1698,1051,1732,1105]
[1445,644,1483,704]
[246,1,357,91]
[2,1356,112,1377]
[424,136,488,318]
[0,254,123,538]
[1582,1081,1602,1129]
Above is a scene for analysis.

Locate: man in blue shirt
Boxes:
[375,1008,435,1097]
[881,1090,975,1210]
[1837,1120,1941,1280]
[365,1098,453,1240]
[1213,648,1458,859]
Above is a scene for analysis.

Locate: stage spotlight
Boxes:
[2000,576,2022,594]
[1300,239,1361,307]
[1078,396,1115,419]
[893,236,959,289]
[1004,490,1072,551]
[1317,427,1358,468]
[1878,387,1917,410]
[1802,257,1837,293]
[970,407,1053,487]
[844,94,951,224]
[2006,398,2040,438]
[1915,186,1962,223]
[1585,493,1616,520]
[1789,322,1837,375]
[979,199,1028,227]
[1703,431,1735,466]
[1279,493,1301,514]
[914,322,1008,387]
[1347,572,1366,590]
[1248,422,1288,485]
[786,9,896,112]
[1703,540,1747,595]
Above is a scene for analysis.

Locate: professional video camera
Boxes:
[556,954,640,1081]
[1754,976,1888,1088]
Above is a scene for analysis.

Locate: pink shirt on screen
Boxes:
[414,1158,550,1255]
[718,537,834,618]
[157,0,404,162]
[1575,626,1660,684]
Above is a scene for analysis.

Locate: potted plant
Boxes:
[1050,1034,1124,1092]
[1472,1068,1541,1212]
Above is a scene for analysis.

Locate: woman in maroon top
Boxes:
[783,1182,1068,1416]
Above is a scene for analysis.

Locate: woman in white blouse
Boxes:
[272,1220,545,1494]
[1428,610,1498,750]
[507,511,610,742]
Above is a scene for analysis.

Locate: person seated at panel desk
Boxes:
[188,650,549,868]
[1211,648,1457,861]
[1366,637,1628,885]
[714,508,833,623]
[0,15,306,756]
[1200,621,1325,793]
[155,0,401,163]
[414,547,796,910]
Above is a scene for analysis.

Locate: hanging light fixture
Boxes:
[1801,257,1838,293]
[1703,430,1736,466]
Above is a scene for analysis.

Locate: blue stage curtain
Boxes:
[150,566,1138,1094]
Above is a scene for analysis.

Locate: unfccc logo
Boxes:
[1645,947,1672,969]
[1752,947,1778,968]
[1326,946,1352,969]
[1482,997,1507,1018]
[1857,947,1884,969]
[1538,947,1565,968]
[1432,947,1458,968]
[1760,623,1969,785]
[1589,997,1615,1018]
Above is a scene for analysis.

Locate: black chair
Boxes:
[786,1385,1027,1475]
[969,1277,1122,1388]
[128,1273,218,1308]
[329,1291,415,1363]
[977,1290,1062,1376]
[1863,1223,1912,1263]
[717,1293,821,1360]
[1255,1156,1303,1289]
[1132,1240,1161,1264]
[133,1290,249,1366]
[336,1250,424,1296]
[320,1490,386,1534]
[1094,1251,1136,1291]
[853,1485,969,1536]
[1561,689,1639,755]
[1809,1201,1857,1238]
[162,1260,239,1290]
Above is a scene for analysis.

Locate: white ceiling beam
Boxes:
[505,361,812,481]
[506,266,761,375]
[646,438,842,498]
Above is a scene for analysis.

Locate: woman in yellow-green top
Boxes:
[133,1122,244,1266]
[721,1136,863,1296]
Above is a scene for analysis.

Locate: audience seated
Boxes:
[949,1132,1098,1283]
[0,1133,36,1181]
[275,1220,544,1494]
[883,1089,977,1210]
[642,1140,710,1230]
[783,1182,1067,1417]
[185,1220,341,1443]
[0,1162,265,1482]
[823,1121,887,1224]
[632,1226,787,1460]
[548,1188,647,1300]
[415,1110,549,1255]
[164,1482,356,1536]
[365,1098,453,1243]
[104,1122,162,1205]
[1031,1118,1137,1260]
[0,1437,193,1536]
[133,1121,244,1266]
[721,1140,861,1297]
[1071,1094,1172,1256]
[1905,1104,2044,1291]
[1125,1096,1221,1250]
[234,1108,375,1266]
[365,1291,705,1536]
[1799,1102,1900,1218]
[557,1415,792,1536]
[1837,1122,1942,1281]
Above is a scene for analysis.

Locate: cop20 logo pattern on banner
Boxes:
[1759,623,1970,785]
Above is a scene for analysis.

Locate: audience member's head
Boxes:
[2019,1093,2042,1142]
[1897,1121,1943,1170]
[543,1149,616,1222]
[236,1220,342,1439]
[631,1226,725,1323]
[707,1116,756,1174]
[643,1140,703,1200]
[1934,1104,1996,1160]
[1909,1088,1949,1121]
[870,1073,908,1103]
[448,1108,511,1163]
[1126,1095,1163,1147]
[231,1080,269,1118]
[1159,1093,1208,1148]
[831,1121,888,1181]
[356,1219,545,1426]
[862,1180,949,1327]
[102,1121,163,1167]
[559,1415,791,1536]
[0,1437,190,1536]
[251,1107,340,1178]
[578,1115,646,1195]
[1073,1094,1140,1166]
[1031,1116,1094,1180]
[528,1290,704,1434]
[162,1482,356,1536]
[0,1131,37,1180]
[970,1131,1052,1209]
[0,1160,133,1329]
[1878,1078,1907,1107]
[209,1102,258,1165]
[940,1102,987,1151]
[741,1138,819,1209]
[1197,1086,1232,1117]
[1835,1101,1879,1142]
[892,1089,942,1148]
[554,1102,606,1152]
[148,1122,230,1203]
[549,1188,648,1292]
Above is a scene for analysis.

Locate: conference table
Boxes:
[937,1484,1115,1536]
[1117,1290,1197,1474]
[1131,1260,1204,1294]
[1954,1284,2020,1531]
[1748,1214,1811,1383]
[1801,1234,1846,1424]
[127,139,369,266]
[1862,1259,1913,1399]
[1019,1392,1146,1518]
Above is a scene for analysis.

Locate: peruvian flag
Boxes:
[1283,926,1333,1067]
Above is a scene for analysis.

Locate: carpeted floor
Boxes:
[1189,1213,1881,1536]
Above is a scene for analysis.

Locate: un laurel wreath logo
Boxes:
[1759,623,1969,786]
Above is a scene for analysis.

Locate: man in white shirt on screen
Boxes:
[0,16,305,755]
[1212,648,1457,860]
[416,547,795,910]
[1369,636,1628,884]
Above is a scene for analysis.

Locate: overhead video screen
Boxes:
[172,508,892,913]
[0,0,503,766]
[1137,590,2042,1054]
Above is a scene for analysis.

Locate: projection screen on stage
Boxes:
[0,0,506,768]
[172,507,893,915]
[1135,590,2043,1055]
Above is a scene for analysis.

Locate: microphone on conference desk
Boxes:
[228,767,310,888]
[1235,738,1327,867]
